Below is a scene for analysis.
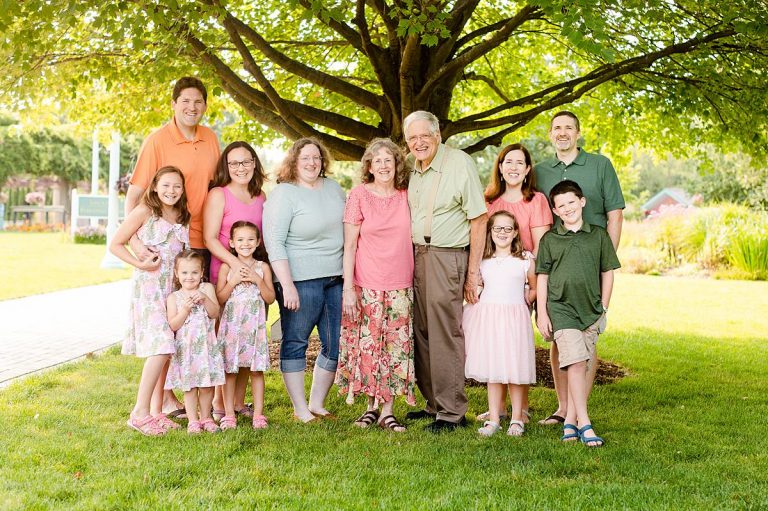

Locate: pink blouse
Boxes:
[209,186,266,285]
[487,192,553,253]
[344,184,413,291]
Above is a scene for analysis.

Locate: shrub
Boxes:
[73,225,107,244]
[621,203,767,280]
[725,216,768,280]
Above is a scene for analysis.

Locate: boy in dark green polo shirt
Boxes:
[536,180,620,447]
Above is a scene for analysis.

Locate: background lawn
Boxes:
[0,232,131,301]
[1,268,767,508]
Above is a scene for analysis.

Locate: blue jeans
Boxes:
[276,276,342,373]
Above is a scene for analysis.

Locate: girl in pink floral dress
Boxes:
[165,250,225,434]
[215,221,275,431]
[336,138,415,433]
[109,166,190,436]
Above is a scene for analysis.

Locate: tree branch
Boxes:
[462,71,510,102]
[179,22,369,159]
[452,17,511,53]
[415,5,541,104]
[208,2,383,113]
[266,39,347,47]
[297,0,366,53]
[430,0,481,70]
[444,27,737,136]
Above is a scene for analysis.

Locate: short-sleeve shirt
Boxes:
[487,192,553,253]
[263,178,346,282]
[407,144,487,247]
[130,119,221,248]
[534,149,625,229]
[344,184,413,291]
[536,222,621,331]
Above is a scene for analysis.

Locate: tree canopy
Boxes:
[1,1,766,160]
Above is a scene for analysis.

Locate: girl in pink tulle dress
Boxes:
[463,210,537,438]
[109,166,190,436]
[215,221,275,431]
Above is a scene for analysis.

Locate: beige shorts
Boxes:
[554,313,604,369]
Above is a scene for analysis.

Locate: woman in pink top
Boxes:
[336,138,415,432]
[203,141,267,420]
[479,143,553,423]
[204,141,267,286]
[485,143,553,255]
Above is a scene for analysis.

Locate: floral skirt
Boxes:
[335,287,416,406]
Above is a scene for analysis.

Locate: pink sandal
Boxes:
[219,415,237,431]
[252,415,268,430]
[153,413,180,431]
[127,415,165,436]
[200,418,220,433]
[187,420,203,434]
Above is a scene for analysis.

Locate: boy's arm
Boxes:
[600,269,614,310]
[536,273,552,340]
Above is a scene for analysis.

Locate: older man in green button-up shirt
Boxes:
[403,111,487,433]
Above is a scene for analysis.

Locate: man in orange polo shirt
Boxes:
[124,76,221,419]
[125,76,221,266]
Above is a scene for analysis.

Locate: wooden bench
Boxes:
[10,205,67,224]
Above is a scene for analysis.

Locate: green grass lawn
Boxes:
[0,232,131,301]
[1,274,767,509]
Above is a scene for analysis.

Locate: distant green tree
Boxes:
[0,124,141,191]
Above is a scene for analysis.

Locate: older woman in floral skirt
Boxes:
[335,138,415,432]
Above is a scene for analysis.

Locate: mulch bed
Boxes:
[269,337,627,389]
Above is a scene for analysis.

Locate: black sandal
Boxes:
[354,410,379,428]
[378,415,406,432]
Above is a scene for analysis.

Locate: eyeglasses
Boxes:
[372,158,394,167]
[227,159,255,169]
[491,226,516,233]
[299,156,323,163]
[406,134,435,144]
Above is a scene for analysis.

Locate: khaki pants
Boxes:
[413,245,468,422]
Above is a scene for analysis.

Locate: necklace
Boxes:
[492,253,512,264]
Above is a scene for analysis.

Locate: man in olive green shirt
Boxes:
[404,111,487,433]
[534,110,625,426]
[536,179,620,447]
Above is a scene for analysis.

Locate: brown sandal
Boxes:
[378,415,406,432]
[354,410,380,428]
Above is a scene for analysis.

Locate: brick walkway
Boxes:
[0,280,131,388]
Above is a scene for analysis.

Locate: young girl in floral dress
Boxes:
[109,166,190,436]
[165,250,224,434]
[215,221,275,430]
